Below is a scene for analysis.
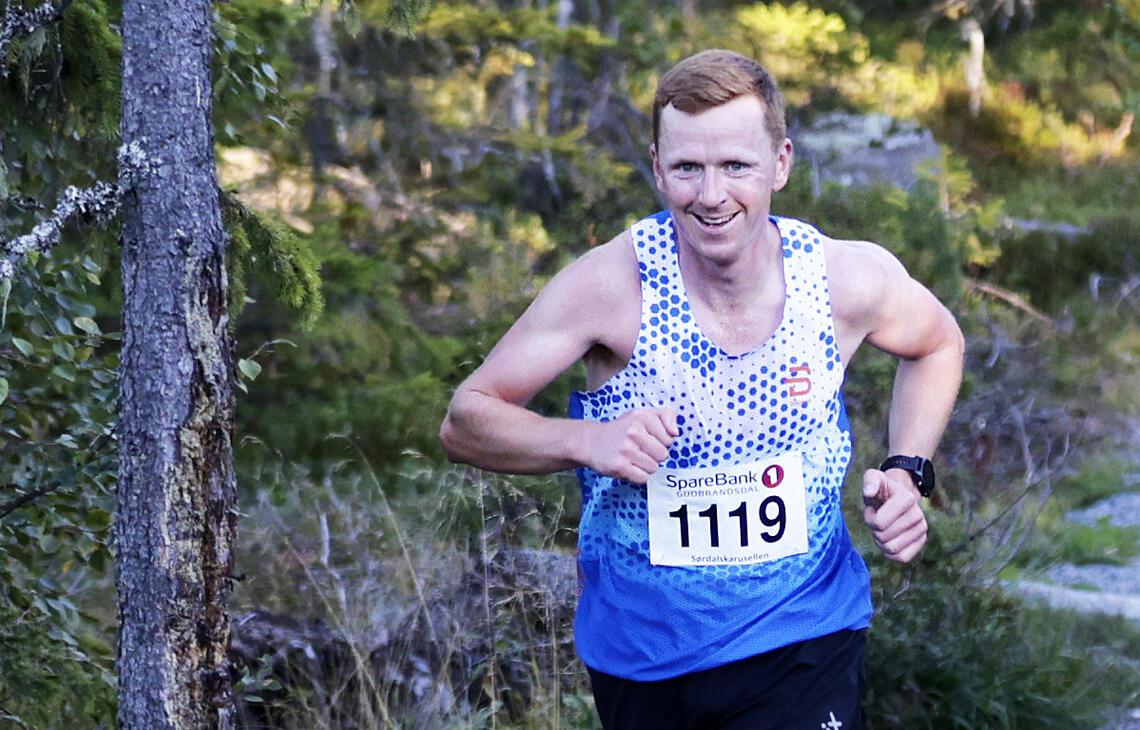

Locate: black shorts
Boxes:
[587,629,866,730]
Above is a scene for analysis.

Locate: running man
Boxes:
[440,49,964,730]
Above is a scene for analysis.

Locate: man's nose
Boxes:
[698,169,727,207]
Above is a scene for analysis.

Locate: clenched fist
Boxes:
[862,468,928,563]
[584,408,679,483]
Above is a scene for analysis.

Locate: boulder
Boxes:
[791,112,942,192]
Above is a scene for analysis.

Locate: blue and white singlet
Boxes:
[569,211,872,681]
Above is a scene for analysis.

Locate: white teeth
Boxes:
[697,213,734,226]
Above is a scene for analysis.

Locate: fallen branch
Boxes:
[965,278,1055,327]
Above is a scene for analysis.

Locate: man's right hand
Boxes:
[583,408,679,483]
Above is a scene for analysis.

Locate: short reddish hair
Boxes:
[653,49,787,149]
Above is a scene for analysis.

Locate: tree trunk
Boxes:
[962,17,986,117]
[117,0,237,727]
[310,0,341,201]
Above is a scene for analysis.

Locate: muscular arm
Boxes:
[439,234,679,481]
[829,240,965,562]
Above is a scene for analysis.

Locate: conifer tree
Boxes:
[114,0,237,725]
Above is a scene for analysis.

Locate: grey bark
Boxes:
[961,18,986,117]
[309,0,342,194]
[117,0,237,727]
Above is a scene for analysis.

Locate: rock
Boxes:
[1101,707,1140,730]
[1015,580,1140,622]
[1066,492,1140,529]
[228,609,361,727]
[371,548,579,726]
[791,111,942,192]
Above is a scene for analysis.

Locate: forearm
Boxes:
[439,388,587,475]
[887,339,964,457]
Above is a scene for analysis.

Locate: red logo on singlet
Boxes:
[783,364,812,398]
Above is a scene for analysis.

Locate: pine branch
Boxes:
[0,0,74,77]
[0,141,160,279]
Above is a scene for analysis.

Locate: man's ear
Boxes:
[650,143,664,191]
[772,138,794,192]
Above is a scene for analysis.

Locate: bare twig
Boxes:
[966,279,1055,327]
[0,141,159,279]
[0,481,60,520]
[0,0,73,76]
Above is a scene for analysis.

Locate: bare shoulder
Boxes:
[498,228,641,360]
[565,230,641,293]
[541,230,640,325]
[457,229,641,405]
[822,236,961,361]
[823,237,906,324]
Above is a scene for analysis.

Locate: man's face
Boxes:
[651,94,792,266]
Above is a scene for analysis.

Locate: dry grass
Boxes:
[229,447,595,729]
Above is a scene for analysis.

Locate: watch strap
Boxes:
[879,455,935,497]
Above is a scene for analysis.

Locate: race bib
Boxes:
[647,452,808,567]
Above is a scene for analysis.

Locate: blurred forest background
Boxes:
[5,0,1140,727]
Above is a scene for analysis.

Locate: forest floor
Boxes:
[1015,489,1140,622]
[1011,452,1140,730]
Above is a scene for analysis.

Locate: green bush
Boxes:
[864,532,1140,729]
[986,216,1140,314]
[0,608,117,728]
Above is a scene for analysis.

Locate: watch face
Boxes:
[919,459,935,494]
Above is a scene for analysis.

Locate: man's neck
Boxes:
[677,219,787,355]
[678,218,784,311]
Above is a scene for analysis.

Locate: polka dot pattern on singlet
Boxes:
[571,211,852,585]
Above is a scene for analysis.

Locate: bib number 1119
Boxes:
[647,453,808,567]
[668,492,787,548]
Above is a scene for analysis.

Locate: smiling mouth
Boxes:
[693,212,737,228]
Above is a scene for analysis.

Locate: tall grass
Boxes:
[229,441,1140,729]
[231,446,596,729]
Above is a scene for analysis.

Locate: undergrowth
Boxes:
[230,426,1140,729]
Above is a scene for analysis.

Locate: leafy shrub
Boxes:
[0,608,117,729]
[986,215,1140,313]
[864,530,1140,729]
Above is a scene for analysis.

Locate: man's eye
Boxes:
[678,163,697,173]
[728,162,746,172]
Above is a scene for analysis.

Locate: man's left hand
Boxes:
[861,469,928,563]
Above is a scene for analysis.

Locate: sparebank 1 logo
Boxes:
[783,363,812,400]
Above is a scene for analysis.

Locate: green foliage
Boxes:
[0,247,118,726]
[422,3,615,62]
[223,191,325,328]
[1052,521,1140,566]
[233,212,464,467]
[59,0,122,134]
[1054,455,1139,511]
[0,608,117,728]
[729,2,870,107]
[213,0,303,146]
[0,0,121,201]
[384,0,432,37]
[777,173,970,302]
[985,216,1140,313]
[864,527,1140,729]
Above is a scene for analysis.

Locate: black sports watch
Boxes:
[879,455,936,497]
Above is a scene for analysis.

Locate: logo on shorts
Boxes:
[820,711,843,729]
